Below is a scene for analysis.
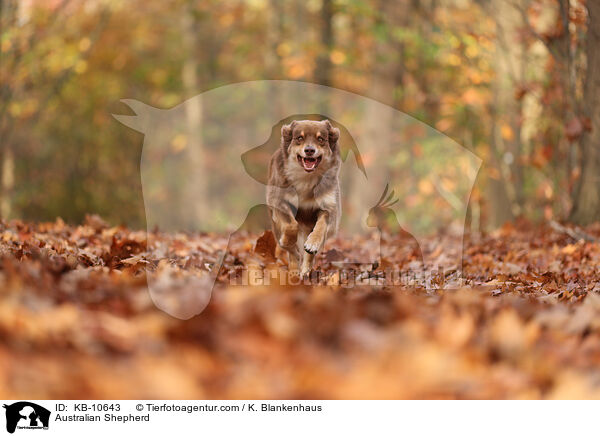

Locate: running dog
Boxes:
[267,119,341,278]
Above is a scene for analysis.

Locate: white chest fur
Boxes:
[285,163,320,197]
[284,166,337,211]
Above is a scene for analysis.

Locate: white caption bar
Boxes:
[0,400,594,435]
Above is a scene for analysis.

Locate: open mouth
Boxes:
[297,155,322,172]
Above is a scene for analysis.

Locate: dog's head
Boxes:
[281,119,340,173]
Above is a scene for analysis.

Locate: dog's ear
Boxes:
[281,120,296,154]
[324,120,340,152]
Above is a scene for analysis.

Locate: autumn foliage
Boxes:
[2,0,600,401]
[1,216,600,399]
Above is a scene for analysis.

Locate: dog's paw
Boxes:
[304,243,318,254]
[304,233,322,254]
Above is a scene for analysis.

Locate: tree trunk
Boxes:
[181,4,206,224]
[0,0,18,220]
[569,1,600,225]
[315,0,333,88]
[1,146,14,219]
[348,0,399,221]
[315,0,334,114]
[266,0,284,118]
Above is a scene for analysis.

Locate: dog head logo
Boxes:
[114,80,481,319]
[3,402,50,434]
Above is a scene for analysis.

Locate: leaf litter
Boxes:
[1,216,600,398]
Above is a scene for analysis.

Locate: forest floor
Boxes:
[1,216,600,399]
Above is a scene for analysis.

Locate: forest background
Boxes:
[1,0,599,230]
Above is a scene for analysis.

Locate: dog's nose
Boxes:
[304,146,316,156]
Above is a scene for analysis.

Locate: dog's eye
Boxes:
[317,136,324,142]
[296,136,303,141]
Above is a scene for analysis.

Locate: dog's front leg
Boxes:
[271,207,298,247]
[301,210,329,277]
[270,206,301,272]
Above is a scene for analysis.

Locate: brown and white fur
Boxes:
[267,119,341,278]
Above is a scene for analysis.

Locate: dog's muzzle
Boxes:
[297,154,322,172]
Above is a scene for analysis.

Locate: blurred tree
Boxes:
[315,0,334,114]
[570,0,600,224]
[348,0,406,220]
[181,0,206,222]
[315,0,333,88]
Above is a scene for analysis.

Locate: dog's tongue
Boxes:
[303,157,317,170]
